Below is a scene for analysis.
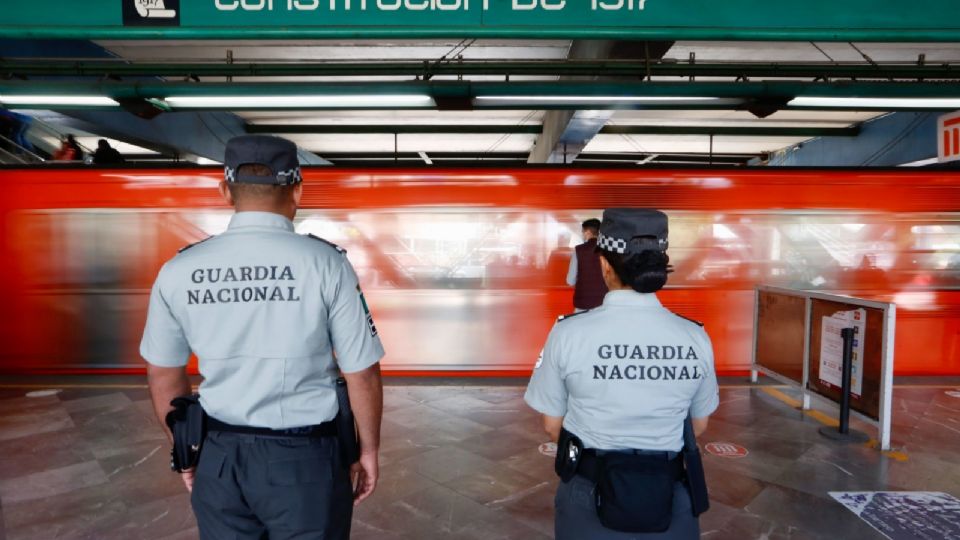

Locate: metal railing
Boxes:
[0,133,45,164]
[25,117,94,157]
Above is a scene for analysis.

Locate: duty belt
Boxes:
[577,449,684,483]
[208,417,337,438]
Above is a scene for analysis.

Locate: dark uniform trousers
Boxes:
[555,477,699,540]
[191,431,353,540]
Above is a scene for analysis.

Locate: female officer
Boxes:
[525,208,719,539]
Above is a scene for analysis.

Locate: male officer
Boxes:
[566,218,608,312]
[141,135,384,540]
[526,208,719,539]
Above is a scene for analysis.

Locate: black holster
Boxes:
[682,416,710,516]
[555,427,583,482]
[165,394,206,473]
[335,377,360,467]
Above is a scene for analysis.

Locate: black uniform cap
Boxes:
[597,208,669,254]
[224,135,302,185]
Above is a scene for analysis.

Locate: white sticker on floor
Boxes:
[830,491,960,540]
[539,442,557,457]
[25,389,61,398]
[945,390,960,398]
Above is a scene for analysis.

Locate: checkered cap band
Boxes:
[597,233,668,254]
[275,167,302,185]
[224,166,302,185]
[597,233,628,254]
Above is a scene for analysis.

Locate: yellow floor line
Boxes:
[760,386,802,408]
[759,387,908,461]
[761,387,843,428]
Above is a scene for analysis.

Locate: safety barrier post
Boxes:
[818,328,869,443]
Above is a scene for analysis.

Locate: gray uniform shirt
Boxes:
[140,211,385,428]
[525,290,719,451]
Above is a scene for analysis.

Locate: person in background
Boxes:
[92,139,125,165]
[52,135,79,161]
[66,135,84,159]
[566,218,608,312]
[546,230,574,287]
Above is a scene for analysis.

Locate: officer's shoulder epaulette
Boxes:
[307,233,347,255]
[178,236,214,253]
[556,309,591,323]
[672,312,704,327]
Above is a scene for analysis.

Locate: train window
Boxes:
[12,209,958,293]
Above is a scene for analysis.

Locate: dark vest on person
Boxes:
[573,238,608,310]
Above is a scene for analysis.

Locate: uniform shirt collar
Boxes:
[602,289,663,308]
[227,211,295,232]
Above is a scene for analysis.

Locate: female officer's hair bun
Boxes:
[600,239,671,293]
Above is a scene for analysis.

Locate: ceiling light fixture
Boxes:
[790,97,960,109]
[474,96,739,106]
[164,95,435,108]
[0,95,118,106]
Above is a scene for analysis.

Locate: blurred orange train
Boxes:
[0,166,957,376]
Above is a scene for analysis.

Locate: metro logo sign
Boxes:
[939,111,960,163]
[123,0,180,26]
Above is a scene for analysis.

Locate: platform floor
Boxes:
[0,379,958,539]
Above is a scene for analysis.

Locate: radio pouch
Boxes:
[594,452,681,533]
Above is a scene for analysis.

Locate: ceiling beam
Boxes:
[248,124,544,135]
[270,151,759,166]
[601,125,861,137]
[3,81,959,111]
[5,60,957,81]
[530,40,675,164]
[319,151,529,158]
[577,152,757,164]
[530,41,615,165]
[248,124,861,137]
[57,110,329,165]
[0,38,333,165]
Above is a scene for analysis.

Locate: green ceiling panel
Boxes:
[3,0,960,41]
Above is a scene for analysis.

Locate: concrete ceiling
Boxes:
[27,39,957,165]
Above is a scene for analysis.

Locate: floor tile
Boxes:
[0,381,958,539]
[0,461,107,505]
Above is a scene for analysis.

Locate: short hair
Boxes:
[582,219,601,234]
[227,164,296,204]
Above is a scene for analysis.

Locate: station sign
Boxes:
[939,111,960,164]
[4,0,960,41]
